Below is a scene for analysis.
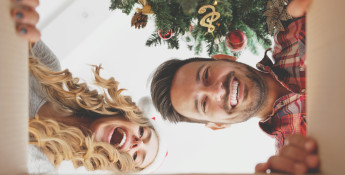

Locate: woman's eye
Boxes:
[139,127,144,138]
[133,152,137,161]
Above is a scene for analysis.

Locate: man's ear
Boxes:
[211,54,237,61]
[205,122,231,130]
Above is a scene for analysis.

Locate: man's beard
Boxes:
[222,63,267,124]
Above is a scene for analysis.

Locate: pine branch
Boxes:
[111,0,272,56]
[166,36,179,49]
[194,38,203,55]
[146,33,162,47]
[109,0,137,14]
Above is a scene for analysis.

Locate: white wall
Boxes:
[37,0,275,173]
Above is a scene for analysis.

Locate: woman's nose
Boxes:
[130,136,143,150]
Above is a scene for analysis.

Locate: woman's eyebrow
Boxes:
[140,129,152,167]
[146,129,152,142]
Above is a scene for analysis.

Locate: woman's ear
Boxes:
[205,122,231,130]
[211,54,237,61]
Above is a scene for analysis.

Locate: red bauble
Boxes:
[226,30,247,52]
[158,29,174,40]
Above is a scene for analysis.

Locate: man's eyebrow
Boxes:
[196,64,205,82]
[195,64,205,114]
[195,98,199,114]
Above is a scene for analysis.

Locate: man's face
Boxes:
[170,60,267,124]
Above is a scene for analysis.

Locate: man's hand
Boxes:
[10,0,41,42]
[287,0,313,18]
[255,134,320,174]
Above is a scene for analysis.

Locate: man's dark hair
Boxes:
[150,57,216,123]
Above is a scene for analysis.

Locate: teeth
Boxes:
[230,80,239,106]
[117,128,126,148]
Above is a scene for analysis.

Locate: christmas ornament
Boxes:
[198,5,221,34]
[226,30,247,52]
[158,29,174,40]
[131,12,148,29]
[131,0,153,29]
[264,0,293,35]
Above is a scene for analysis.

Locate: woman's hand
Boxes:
[11,0,41,42]
[255,134,320,174]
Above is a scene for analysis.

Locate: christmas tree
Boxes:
[110,0,288,56]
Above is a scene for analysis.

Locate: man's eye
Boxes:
[133,152,137,161]
[139,127,144,138]
[204,68,209,80]
[202,97,207,113]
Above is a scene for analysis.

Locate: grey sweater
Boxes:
[28,41,61,174]
[29,40,61,118]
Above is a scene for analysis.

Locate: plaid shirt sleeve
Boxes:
[272,17,306,93]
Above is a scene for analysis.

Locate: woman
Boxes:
[28,51,162,173]
[10,0,165,173]
[29,51,159,171]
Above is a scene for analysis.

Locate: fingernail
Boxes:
[20,28,27,35]
[294,163,307,173]
[16,12,23,19]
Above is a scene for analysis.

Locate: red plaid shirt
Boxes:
[256,17,306,152]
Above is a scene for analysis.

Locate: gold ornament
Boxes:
[264,0,293,35]
[136,0,154,15]
[198,5,221,34]
[213,0,218,6]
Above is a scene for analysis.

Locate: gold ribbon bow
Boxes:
[137,0,154,15]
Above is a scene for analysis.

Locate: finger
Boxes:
[11,8,39,25]
[268,156,308,174]
[12,0,39,9]
[279,144,307,162]
[306,154,320,169]
[286,134,307,148]
[16,24,41,42]
[255,162,270,173]
[287,0,312,18]
[304,138,318,153]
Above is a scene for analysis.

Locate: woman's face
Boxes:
[90,116,159,169]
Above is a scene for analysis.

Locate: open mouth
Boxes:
[230,78,240,108]
[110,128,126,149]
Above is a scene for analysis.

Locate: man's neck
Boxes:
[256,73,290,120]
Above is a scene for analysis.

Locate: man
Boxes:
[151,16,306,150]
[151,0,316,173]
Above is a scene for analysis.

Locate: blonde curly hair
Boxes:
[28,55,153,172]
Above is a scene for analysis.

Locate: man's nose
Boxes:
[204,82,225,102]
[130,136,143,150]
